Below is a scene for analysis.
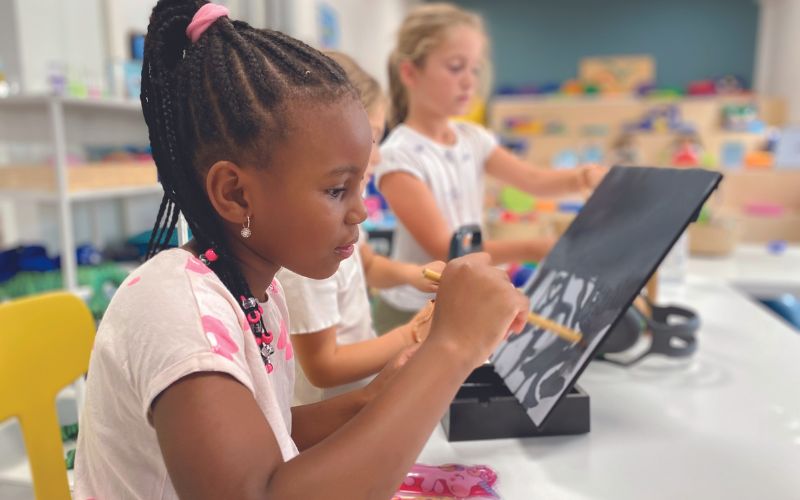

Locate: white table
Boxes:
[687,244,800,298]
[421,272,800,500]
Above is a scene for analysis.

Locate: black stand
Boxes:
[441,364,591,442]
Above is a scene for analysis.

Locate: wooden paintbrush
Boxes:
[422,268,584,344]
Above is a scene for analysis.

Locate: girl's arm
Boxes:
[152,254,529,500]
[379,171,554,264]
[291,323,414,388]
[484,146,606,197]
[290,343,418,451]
[359,242,445,292]
[291,301,435,388]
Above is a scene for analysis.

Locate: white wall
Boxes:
[284,0,412,87]
[74,0,411,93]
[755,0,800,124]
[103,0,270,63]
[0,0,22,93]
[0,0,106,94]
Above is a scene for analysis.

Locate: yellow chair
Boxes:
[0,292,95,500]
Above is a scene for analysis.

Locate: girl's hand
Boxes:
[362,344,420,402]
[426,253,530,368]
[408,260,446,292]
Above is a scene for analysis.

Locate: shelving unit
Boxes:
[0,95,162,292]
[489,94,786,166]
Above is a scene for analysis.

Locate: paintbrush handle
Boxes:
[421,268,583,344]
[526,312,583,343]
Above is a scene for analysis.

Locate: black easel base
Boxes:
[441,364,591,442]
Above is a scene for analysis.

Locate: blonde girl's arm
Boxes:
[359,242,445,292]
[152,254,529,500]
[379,171,556,264]
[485,145,607,197]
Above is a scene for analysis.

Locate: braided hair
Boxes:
[141,0,356,329]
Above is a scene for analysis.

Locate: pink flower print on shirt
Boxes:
[285,339,293,361]
[277,320,288,350]
[185,255,212,275]
[268,279,278,294]
[202,315,239,361]
[127,276,141,286]
[275,319,293,361]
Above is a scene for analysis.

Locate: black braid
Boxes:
[141,0,355,345]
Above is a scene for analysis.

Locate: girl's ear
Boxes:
[205,160,251,225]
[398,59,419,90]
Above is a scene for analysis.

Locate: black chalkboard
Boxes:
[491,166,722,427]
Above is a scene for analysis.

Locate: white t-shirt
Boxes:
[374,121,498,311]
[278,241,375,405]
[74,248,298,500]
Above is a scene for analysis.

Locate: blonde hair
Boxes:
[326,51,385,114]
[388,3,487,128]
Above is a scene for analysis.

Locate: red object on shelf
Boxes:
[687,80,716,96]
[673,144,700,167]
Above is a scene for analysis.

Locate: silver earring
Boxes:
[240,215,252,239]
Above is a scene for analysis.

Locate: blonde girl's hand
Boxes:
[579,164,609,191]
[362,344,421,402]
[408,300,436,344]
[408,260,446,292]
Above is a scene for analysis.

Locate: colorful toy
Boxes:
[503,116,544,135]
[536,199,558,213]
[500,137,529,155]
[625,105,683,133]
[558,200,584,213]
[499,186,535,213]
[583,82,600,95]
[581,144,604,164]
[744,150,773,169]
[560,79,583,95]
[396,463,500,499]
[553,149,579,169]
[767,240,788,255]
[647,87,684,98]
[686,79,716,96]
[722,104,764,133]
[720,141,746,168]
[536,82,561,94]
[511,263,537,288]
[611,133,639,166]
[715,74,747,94]
[744,202,784,217]
[670,127,703,167]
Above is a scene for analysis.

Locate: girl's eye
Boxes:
[326,187,346,199]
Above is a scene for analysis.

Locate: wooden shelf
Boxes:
[0,162,160,201]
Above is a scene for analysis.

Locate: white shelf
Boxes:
[0,95,154,291]
[0,94,142,114]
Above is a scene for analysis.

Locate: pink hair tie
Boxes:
[186,3,230,43]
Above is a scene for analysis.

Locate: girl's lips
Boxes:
[334,244,355,258]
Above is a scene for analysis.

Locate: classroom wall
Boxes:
[445,0,759,91]
[755,0,800,123]
[284,0,411,87]
[0,0,107,94]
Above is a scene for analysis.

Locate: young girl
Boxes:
[278,52,444,405]
[373,3,607,333]
[73,2,528,499]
